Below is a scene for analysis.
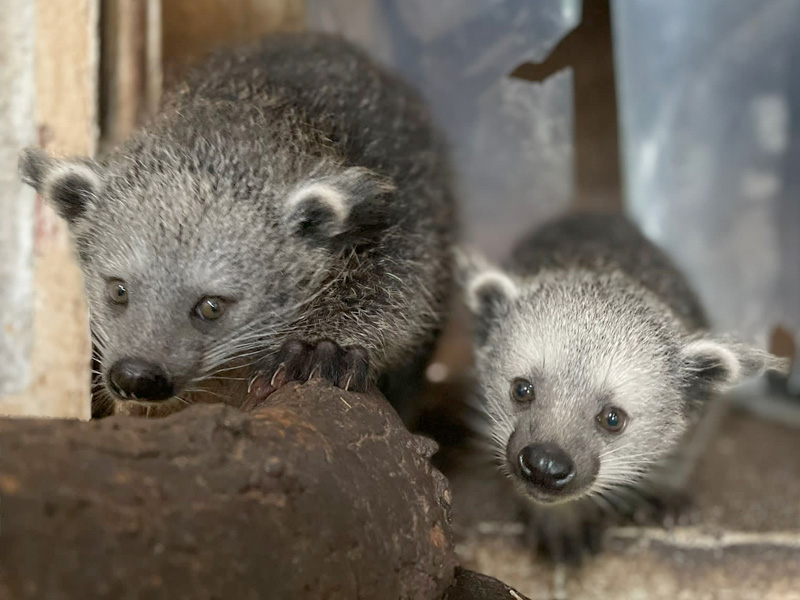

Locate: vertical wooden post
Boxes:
[0,1,37,400]
[510,0,623,211]
[100,0,163,151]
[0,0,100,419]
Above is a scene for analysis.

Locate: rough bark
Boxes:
[0,380,533,599]
[0,381,457,600]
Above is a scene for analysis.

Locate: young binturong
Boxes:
[461,213,788,563]
[19,33,456,418]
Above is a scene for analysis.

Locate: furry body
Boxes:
[463,213,785,562]
[20,33,456,417]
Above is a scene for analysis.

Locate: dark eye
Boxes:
[510,378,535,402]
[596,405,628,433]
[107,280,128,305]
[194,297,225,321]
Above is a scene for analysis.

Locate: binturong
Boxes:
[460,213,788,564]
[19,33,456,418]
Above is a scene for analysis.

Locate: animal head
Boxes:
[460,249,788,505]
[19,108,394,409]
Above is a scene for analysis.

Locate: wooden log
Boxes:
[0,380,533,599]
[0,381,457,600]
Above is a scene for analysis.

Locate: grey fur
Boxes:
[463,213,787,562]
[20,33,456,416]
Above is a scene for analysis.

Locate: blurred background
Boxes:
[1,1,800,597]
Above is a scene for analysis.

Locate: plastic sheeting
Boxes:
[308,0,581,259]
[613,0,800,387]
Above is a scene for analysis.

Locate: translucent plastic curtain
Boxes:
[612,0,800,387]
[308,0,582,259]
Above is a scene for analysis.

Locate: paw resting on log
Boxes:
[247,339,371,405]
[0,381,531,600]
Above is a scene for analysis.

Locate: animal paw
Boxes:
[520,500,608,565]
[249,339,370,404]
[629,488,695,529]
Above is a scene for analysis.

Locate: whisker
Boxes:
[185,387,227,400]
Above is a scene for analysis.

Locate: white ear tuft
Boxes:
[19,148,101,224]
[467,270,520,315]
[681,335,790,391]
[455,245,519,316]
[285,182,351,238]
[455,246,520,345]
[284,167,395,242]
[19,147,52,189]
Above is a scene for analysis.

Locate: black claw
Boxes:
[308,340,345,383]
[254,339,371,395]
[338,346,369,392]
[274,339,311,382]
[270,363,288,388]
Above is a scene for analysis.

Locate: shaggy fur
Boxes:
[462,213,787,563]
[20,33,456,417]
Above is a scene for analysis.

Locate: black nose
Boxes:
[518,443,576,491]
[108,358,174,401]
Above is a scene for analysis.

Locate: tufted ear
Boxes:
[680,334,790,393]
[457,247,520,346]
[19,148,102,225]
[284,167,396,246]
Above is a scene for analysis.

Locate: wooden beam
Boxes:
[0,0,99,419]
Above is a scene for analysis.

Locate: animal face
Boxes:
[472,271,686,503]
[80,200,309,407]
[463,255,788,505]
[19,127,394,409]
